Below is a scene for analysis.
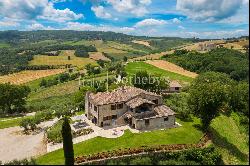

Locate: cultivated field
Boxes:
[132,40,151,47]
[125,62,193,83]
[0,69,65,85]
[146,60,198,78]
[221,40,249,52]
[130,50,174,61]
[64,40,150,59]
[89,52,111,61]
[29,50,96,68]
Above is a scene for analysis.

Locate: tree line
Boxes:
[163,48,249,81]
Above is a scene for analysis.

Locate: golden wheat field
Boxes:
[89,52,111,61]
[146,60,198,78]
[132,40,151,47]
[29,50,96,68]
[0,69,65,85]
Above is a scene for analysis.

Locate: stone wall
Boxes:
[133,115,175,130]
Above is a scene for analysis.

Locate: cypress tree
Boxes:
[61,116,74,165]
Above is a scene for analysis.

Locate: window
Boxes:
[117,103,123,109]
[94,106,98,112]
[153,99,158,104]
[164,117,169,121]
[175,87,180,91]
[111,105,116,110]
[145,119,150,126]
[112,115,117,119]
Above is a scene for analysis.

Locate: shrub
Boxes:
[59,73,70,83]
[130,157,152,165]
[4,158,37,165]
[47,120,64,143]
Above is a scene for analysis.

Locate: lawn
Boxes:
[29,50,96,68]
[210,114,249,165]
[36,117,203,165]
[0,116,31,129]
[125,62,193,83]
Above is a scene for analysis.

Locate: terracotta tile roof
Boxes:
[126,97,155,109]
[170,81,182,88]
[154,105,176,116]
[134,111,157,119]
[89,86,160,105]
[134,105,175,120]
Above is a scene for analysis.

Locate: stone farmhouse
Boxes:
[85,86,176,130]
[168,81,182,93]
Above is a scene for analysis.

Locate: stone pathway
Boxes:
[47,115,139,152]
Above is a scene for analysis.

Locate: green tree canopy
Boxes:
[61,116,74,165]
[132,71,169,94]
[74,86,96,110]
[0,83,31,114]
[188,72,234,130]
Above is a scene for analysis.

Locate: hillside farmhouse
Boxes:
[85,86,176,130]
[168,80,182,93]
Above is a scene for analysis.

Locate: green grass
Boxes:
[29,50,96,68]
[36,118,203,165]
[125,62,193,83]
[211,114,249,165]
[0,42,10,48]
[0,116,31,129]
[24,74,61,91]
[26,79,79,112]
[76,110,85,115]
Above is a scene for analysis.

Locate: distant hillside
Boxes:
[0,30,195,75]
[163,48,249,81]
[0,30,196,45]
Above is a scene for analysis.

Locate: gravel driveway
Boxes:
[0,127,46,163]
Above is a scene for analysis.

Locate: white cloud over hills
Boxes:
[0,0,83,22]
[176,0,248,22]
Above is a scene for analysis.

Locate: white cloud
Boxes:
[27,23,54,30]
[167,29,249,39]
[178,25,185,30]
[65,22,95,31]
[0,0,83,22]
[0,0,47,20]
[107,0,151,17]
[243,0,249,5]
[64,22,135,34]
[134,19,167,27]
[39,3,83,22]
[176,0,246,22]
[172,18,181,24]
[91,6,112,19]
[0,18,20,27]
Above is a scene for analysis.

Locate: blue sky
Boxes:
[0,0,249,39]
